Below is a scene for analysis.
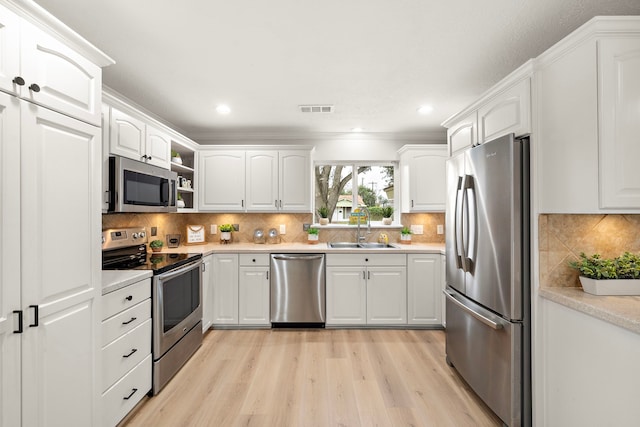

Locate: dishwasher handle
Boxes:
[271,254,324,261]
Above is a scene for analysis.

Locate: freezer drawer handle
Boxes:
[444,290,503,330]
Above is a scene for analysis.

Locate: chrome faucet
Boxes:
[355,206,371,243]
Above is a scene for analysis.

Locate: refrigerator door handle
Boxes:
[454,176,465,270]
[463,175,476,271]
[444,289,503,330]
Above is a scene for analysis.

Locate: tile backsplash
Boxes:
[538,214,640,288]
[102,212,445,245]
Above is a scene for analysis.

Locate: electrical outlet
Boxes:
[411,224,424,235]
[280,224,286,234]
[150,226,157,236]
[303,223,310,231]
[437,224,444,235]
[233,224,239,232]
[211,224,217,234]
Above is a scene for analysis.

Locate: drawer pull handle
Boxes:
[123,348,138,358]
[122,317,137,325]
[123,388,138,400]
[125,295,133,301]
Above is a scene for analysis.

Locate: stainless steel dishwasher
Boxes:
[270,253,325,326]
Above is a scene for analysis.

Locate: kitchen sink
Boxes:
[328,242,399,249]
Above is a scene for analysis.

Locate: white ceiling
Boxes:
[34,0,640,142]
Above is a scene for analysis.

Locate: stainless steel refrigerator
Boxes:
[444,133,531,427]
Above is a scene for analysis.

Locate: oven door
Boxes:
[109,156,177,212]
[152,258,203,359]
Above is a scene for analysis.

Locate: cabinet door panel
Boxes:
[199,151,245,211]
[109,107,145,161]
[239,267,270,325]
[246,150,278,211]
[145,125,171,169]
[599,38,640,209]
[367,267,407,325]
[212,254,238,324]
[22,299,97,426]
[21,24,101,126]
[279,150,310,211]
[407,254,441,325]
[201,255,213,332]
[326,267,366,325]
[448,113,477,155]
[478,78,530,144]
[0,4,21,96]
[0,90,21,427]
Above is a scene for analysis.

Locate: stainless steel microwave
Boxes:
[108,156,178,213]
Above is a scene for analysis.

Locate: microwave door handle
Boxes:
[454,176,465,271]
[463,175,476,271]
[160,180,169,206]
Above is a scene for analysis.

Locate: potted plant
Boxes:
[307,227,319,244]
[171,150,182,165]
[149,239,164,252]
[317,206,330,225]
[400,226,412,244]
[177,193,185,208]
[568,252,640,295]
[219,224,234,243]
[381,206,394,225]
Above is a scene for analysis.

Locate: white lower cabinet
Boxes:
[212,254,239,325]
[239,255,270,326]
[326,254,407,326]
[101,278,152,427]
[212,253,270,327]
[407,254,442,326]
[202,255,213,332]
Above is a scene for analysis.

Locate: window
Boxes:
[314,163,396,225]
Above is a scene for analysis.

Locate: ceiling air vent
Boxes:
[299,105,334,113]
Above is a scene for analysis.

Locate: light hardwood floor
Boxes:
[123,329,501,427]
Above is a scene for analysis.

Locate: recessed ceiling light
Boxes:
[216,104,231,115]
[417,105,433,115]
[351,127,364,132]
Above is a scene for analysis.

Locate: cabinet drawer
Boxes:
[102,319,151,392]
[102,299,151,347]
[102,278,151,320]
[326,253,406,266]
[102,355,152,427]
[240,253,270,266]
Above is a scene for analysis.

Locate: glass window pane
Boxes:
[314,165,352,224]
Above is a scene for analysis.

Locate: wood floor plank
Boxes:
[121,329,502,427]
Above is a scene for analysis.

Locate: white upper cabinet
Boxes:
[537,20,640,213]
[108,106,171,169]
[0,3,103,125]
[144,124,171,169]
[598,37,640,209]
[447,112,477,156]
[399,145,448,212]
[477,78,531,144]
[279,150,311,212]
[199,150,246,211]
[200,147,311,212]
[246,150,279,211]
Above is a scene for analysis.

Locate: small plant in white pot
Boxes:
[171,150,182,165]
[317,206,330,225]
[219,224,234,243]
[569,252,640,295]
[307,227,319,244]
[400,226,412,244]
[381,206,394,225]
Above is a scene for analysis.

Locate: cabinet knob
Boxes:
[29,83,41,93]
[252,258,256,262]
[12,76,25,86]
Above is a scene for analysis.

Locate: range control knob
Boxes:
[132,233,139,239]
[139,231,146,238]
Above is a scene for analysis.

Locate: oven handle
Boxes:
[156,258,202,281]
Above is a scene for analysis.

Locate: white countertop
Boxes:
[539,287,640,335]
[102,269,153,295]
[154,242,446,256]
